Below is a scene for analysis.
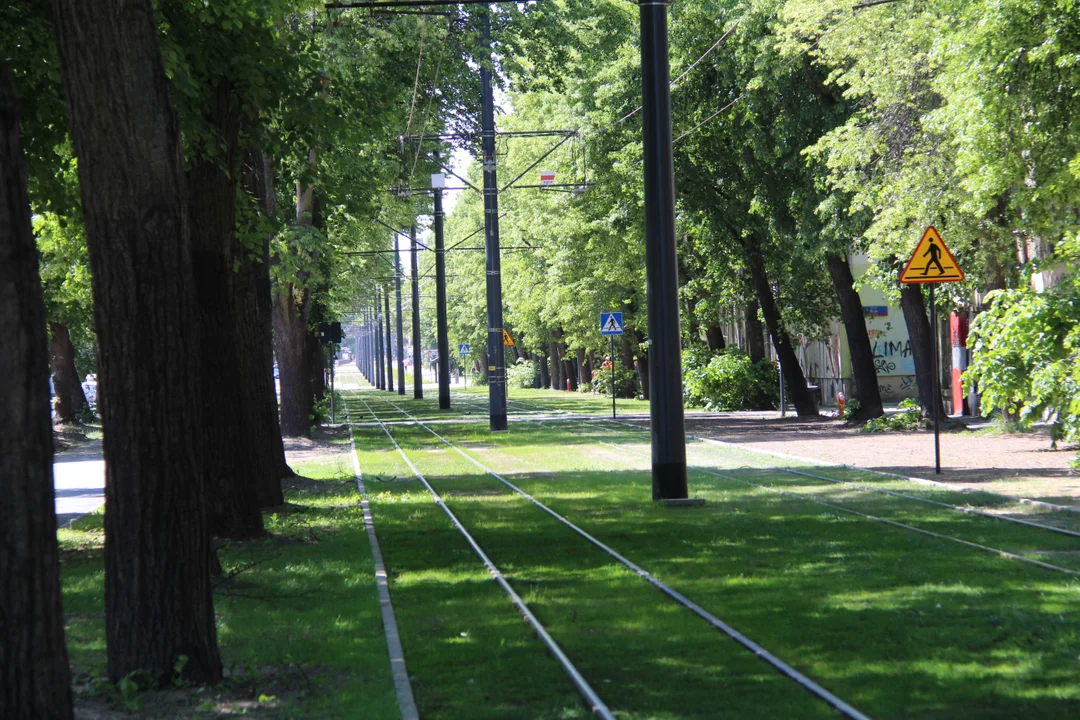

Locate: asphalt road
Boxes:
[54,441,105,528]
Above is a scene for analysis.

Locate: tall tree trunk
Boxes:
[237,147,289,505]
[744,238,818,416]
[0,63,74,720]
[744,298,765,362]
[704,321,726,352]
[620,334,635,372]
[48,320,87,423]
[899,281,947,420]
[538,349,549,389]
[548,340,561,390]
[49,0,222,682]
[559,339,575,390]
[825,252,884,421]
[576,347,589,387]
[685,294,701,342]
[273,290,312,437]
[187,83,262,540]
[638,347,651,400]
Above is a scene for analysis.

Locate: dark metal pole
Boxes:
[410,225,423,399]
[611,336,617,420]
[930,285,941,474]
[395,240,406,396]
[434,150,452,410]
[375,294,384,389]
[384,286,394,392]
[639,0,688,500]
[481,9,508,431]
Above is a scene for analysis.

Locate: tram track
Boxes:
[356,391,872,720]
[497,396,1080,539]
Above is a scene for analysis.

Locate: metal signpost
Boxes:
[459,343,470,390]
[899,226,965,475]
[601,312,624,419]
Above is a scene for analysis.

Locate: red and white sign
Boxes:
[539,170,555,186]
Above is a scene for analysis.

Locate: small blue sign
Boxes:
[459,343,470,354]
[863,306,888,317]
[600,312,624,336]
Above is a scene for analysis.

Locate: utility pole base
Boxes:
[659,498,706,508]
[489,413,507,432]
[651,462,689,501]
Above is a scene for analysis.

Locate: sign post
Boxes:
[899,226,965,475]
[601,312,624,419]
[459,344,470,390]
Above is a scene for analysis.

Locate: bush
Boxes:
[507,358,538,389]
[682,347,778,411]
[593,361,638,398]
[860,398,923,433]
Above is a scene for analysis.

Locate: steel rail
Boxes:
[355,394,616,720]
[499,397,1080,535]
[376,396,872,720]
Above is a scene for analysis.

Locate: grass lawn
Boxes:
[57,384,1080,718]
[59,439,400,718]
[347,390,1080,719]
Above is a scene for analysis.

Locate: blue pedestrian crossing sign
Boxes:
[600,312,624,336]
[459,343,470,354]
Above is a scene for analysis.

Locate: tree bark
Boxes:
[704,321,726,352]
[576,347,589,387]
[49,0,222,683]
[274,289,313,437]
[0,63,74,720]
[48,320,88,423]
[825,252,884,421]
[548,340,561,390]
[638,347,650,400]
[187,83,262,540]
[744,238,818,416]
[744,298,766,362]
[538,349,549,389]
[237,148,289,505]
[899,281,946,420]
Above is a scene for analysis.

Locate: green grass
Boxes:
[58,446,400,718]
[346,389,1080,719]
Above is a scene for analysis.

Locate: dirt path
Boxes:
[673,412,1080,507]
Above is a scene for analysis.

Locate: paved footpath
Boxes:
[54,440,105,528]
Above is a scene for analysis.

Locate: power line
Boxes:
[404,18,427,138]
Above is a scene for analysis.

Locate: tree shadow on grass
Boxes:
[373,466,1080,719]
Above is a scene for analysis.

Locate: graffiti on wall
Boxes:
[867,325,916,376]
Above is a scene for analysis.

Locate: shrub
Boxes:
[506,358,539,389]
[860,398,923,433]
[682,347,778,411]
[593,361,638,398]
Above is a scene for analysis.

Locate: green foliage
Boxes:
[682,347,779,411]
[964,236,1080,453]
[593,362,638,399]
[840,397,862,423]
[861,398,923,433]
[507,358,539,389]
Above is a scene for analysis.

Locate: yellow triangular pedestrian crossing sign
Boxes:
[502,329,515,346]
[900,226,965,284]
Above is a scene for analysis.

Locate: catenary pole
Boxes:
[434,149,452,410]
[394,239,406,396]
[374,293,383,389]
[481,8,508,431]
[639,0,688,499]
[384,285,394,392]
[410,225,423,399]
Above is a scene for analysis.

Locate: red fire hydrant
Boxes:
[566,378,572,391]
[837,391,846,415]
